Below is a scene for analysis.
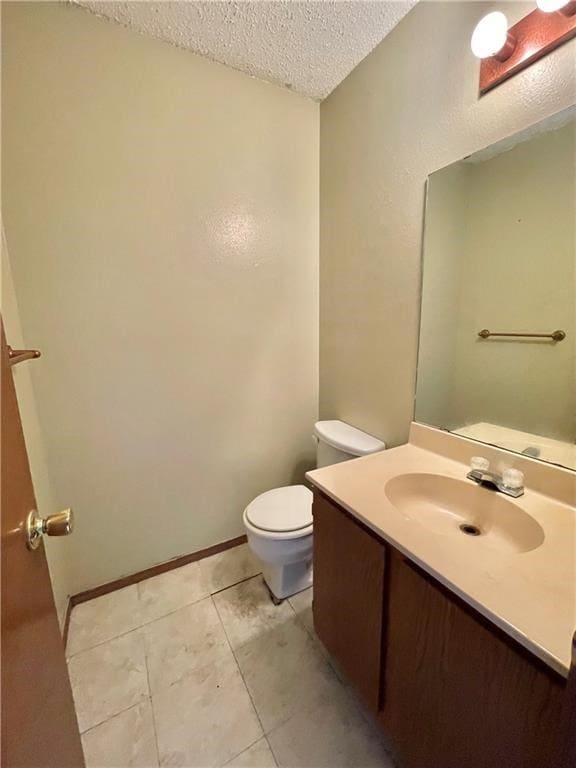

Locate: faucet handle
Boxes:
[502,468,524,492]
[470,456,490,472]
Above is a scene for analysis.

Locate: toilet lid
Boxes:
[245,486,313,533]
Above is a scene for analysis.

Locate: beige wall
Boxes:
[416,162,468,429]
[1,231,71,627]
[320,1,576,448]
[2,2,319,593]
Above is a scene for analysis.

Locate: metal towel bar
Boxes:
[8,346,42,365]
[477,329,566,342]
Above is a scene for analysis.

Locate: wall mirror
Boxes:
[416,108,575,470]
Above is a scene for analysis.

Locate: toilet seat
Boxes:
[244,485,313,539]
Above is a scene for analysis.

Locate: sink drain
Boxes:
[459,523,482,537]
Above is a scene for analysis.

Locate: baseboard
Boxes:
[70,534,247,607]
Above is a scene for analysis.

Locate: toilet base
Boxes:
[263,579,285,606]
[261,559,313,601]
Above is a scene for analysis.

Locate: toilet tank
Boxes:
[313,420,385,468]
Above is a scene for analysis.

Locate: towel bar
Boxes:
[8,346,42,366]
[477,329,566,342]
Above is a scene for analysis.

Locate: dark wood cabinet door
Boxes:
[381,551,566,768]
[559,633,576,767]
[312,490,386,711]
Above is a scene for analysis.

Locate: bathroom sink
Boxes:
[384,473,544,554]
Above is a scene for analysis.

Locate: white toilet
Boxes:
[243,420,385,602]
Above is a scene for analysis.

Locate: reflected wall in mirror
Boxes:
[416,109,575,470]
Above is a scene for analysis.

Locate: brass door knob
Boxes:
[26,509,74,550]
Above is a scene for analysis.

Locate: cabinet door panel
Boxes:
[560,633,576,766]
[312,491,386,710]
[382,552,565,768]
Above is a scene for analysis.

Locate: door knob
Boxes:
[26,509,74,550]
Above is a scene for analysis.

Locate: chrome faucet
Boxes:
[466,458,524,498]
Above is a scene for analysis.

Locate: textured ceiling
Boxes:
[73,1,417,100]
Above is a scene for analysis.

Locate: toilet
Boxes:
[243,420,385,602]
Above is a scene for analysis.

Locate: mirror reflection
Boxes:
[416,112,575,469]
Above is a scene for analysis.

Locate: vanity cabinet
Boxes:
[312,490,568,768]
[382,552,564,768]
[312,490,386,710]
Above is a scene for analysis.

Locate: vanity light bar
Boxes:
[471,3,576,95]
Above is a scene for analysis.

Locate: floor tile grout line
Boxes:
[210,593,268,741]
[67,593,215,659]
[285,601,399,765]
[219,734,270,768]
[66,623,145,660]
[74,577,394,767]
[212,578,304,659]
[264,735,280,768]
[141,626,162,767]
[250,590,390,762]
[143,587,244,696]
[209,570,262,597]
[69,576,266,752]
[78,694,150,737]
[138,582,298,702]
[76,585,270,715]
[212,582,332,740]
[67,572,264,659]
[73,582,260,760]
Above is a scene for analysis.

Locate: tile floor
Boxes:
[67,543,395,768]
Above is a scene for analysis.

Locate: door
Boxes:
[1,324,84,767]
[312,490,386,711]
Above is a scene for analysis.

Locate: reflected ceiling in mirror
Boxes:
[415,108,576,470]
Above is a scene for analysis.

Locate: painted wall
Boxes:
[2,2,319,593]
[415,163,468,429]
[320,1,576,448]
[1,231,71,627]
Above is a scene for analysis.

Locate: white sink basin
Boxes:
[384,472,545,554]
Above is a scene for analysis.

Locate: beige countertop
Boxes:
[306,428,576,678]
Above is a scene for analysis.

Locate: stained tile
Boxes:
[68,630,149,732]
[152,656,262,767]
[143,597,232,694]
[224,737,278,767]
[235,617,344,733]
[267,689,394,768]
[81,701,159,767]
[67,585,142,657]
[199,543,261,594]
[288,588,334,664]
[213,576,294,650]
[287,588,313,635]
[137,561,209,623]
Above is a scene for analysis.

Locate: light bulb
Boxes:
[537,0,571,10]
[471,12,513,60]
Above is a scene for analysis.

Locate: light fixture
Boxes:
[472,3,576,95]
[536,0,576,14]
[471,12,516,61]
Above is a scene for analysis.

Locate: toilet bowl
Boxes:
[243,420,385,601]
[243,485,313,601]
